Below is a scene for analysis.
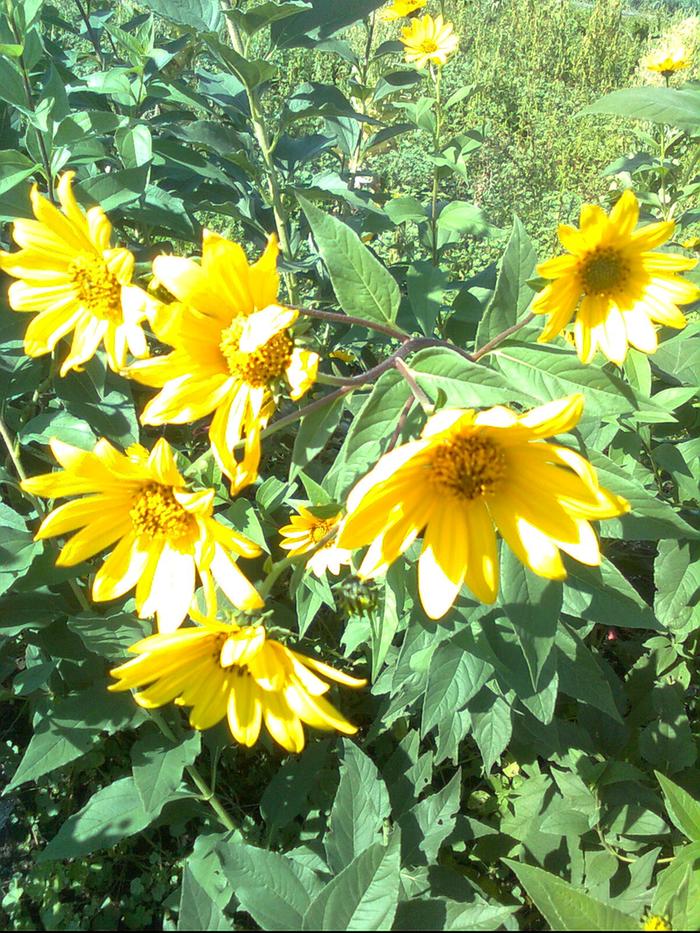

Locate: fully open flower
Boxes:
[0,172,153,376]
[109,617,366,753]
[337,396,629,620]
[381,0,427,22]
[21,438,263,632]
[279,506,352,577]
[532,190,699,364]
[127,232,318,493]
[644,44,691,76]
[400,14,459,68]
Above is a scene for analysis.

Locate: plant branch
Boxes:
[394,358,434,414]
[386,396,414,452]
[471,313,535,360]
[294,305,409,341]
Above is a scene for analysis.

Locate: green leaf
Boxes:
[67,609,151,660]
[476,215,537,346]
[639,684,696,774]
[260,740,329,834]
[436,200,488,236]
[581,86,700,130]
[506,860,638,930]
[131,728,201,817]
[139,0,222,30]
[407,262,447,336]
[232,1,311,36]
[75,168,149,213]
[39,777,154,861]
[0,503,42,597]
[178,864,234,931]
[470,693,513,773]
[654,540,700,633]
[656,772,700,842]
[205,37,278,90]
[216,840,324,931]
[302,833,401,931]
[7,686,140,791]
[0,150,38,196]
[298,195,402,328]
[500,552,562,690]
[652,842,700,929]
[325,740,391,871]
[270,0,385,49]
[421,640,492,736]
[563,558,659,630]
[410,347,518,407]
[399,770,462,865]
[291,395,345,478]
[555,623,622,722]
[492,344,643,418]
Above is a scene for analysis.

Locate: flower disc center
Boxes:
[420,39,439,53]
[219,319,293,386]
[69,255,122,322]
[580,248,628,295]
[429,432,506,500]
[130,483,193,541]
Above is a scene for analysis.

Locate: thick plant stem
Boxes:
[224,9,298,303]
[430,65,443,266]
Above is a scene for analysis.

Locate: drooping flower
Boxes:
[0,172,153,376]
[109,616,366,753]
[126,232,319,493]
[21,437,263,632]
[400,14,459,69]
[644,44,691,77]
[337,395,629,620]
[279,506,352,577]
[532,190,700,365]
[381,0,427,22]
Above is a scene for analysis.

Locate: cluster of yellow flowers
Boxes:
[2,140,698,749]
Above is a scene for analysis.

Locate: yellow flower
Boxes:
[279,506,352,577]
[381,0,427,22]
[337,395,629,620]
[329,348,357,364]
[126,232,319,493]
[641,915,672,931]
[400,14,459,69]
[532,191,700,365]
[645,45,691,76]
[109,617,367,753]
[0,172,153,376]
[682,235,700,251]
[21,437,263,632]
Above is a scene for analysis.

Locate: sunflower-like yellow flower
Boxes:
[381,0,427,22]
[21,437,264,632]
[337,395,629,620]
[279,506,352,577]
[109,616,367,753]
[682,235,700,251]
[400,14,458,68]
[641,915,672,931]
[532,191,700,365]
[0,172,153,376]
[126,232,319,493]
[645,44,691,77]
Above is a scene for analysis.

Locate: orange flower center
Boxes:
[130,483,193,541]
[219,319,293,386]
[429,432,506,499]
[579,247,628,295]
[69,255,122,322]
[311,519,335,544]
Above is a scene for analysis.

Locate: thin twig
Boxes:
[294,305,409,342]
[471,313,535,361]
[394,358,435,414]
[386,397,414,452]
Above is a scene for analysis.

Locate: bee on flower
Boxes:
[125,232,319,494]
[337,395,629,620]
[400,14,459,69]
[22,437,263,632]
[532,190,700,365]
[0,172,154,376]
[109,614,366,753]
[279,506,352,577]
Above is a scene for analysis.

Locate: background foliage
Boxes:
[1,0,699,930]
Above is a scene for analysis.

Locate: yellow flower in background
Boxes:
[400,14,459,69]
[532,190,700,365]
[0,172,153,376]
[22,437,263,632]
[109,617,367,753]
[682,235,700,250]
[127,232,319,493]
[279,506,352,577]
[381,0,427,22]
[641,915,672,931]
[644,44,691,76]
[338,396,629,620]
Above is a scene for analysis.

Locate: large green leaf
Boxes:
[325,740,391,871]
[654,540,700,633]
[39,777,154,861]
[581,86,700,130]
[302,833,401,931]
[139,0,222,30]
[475,215,537,346]
[299,195,402,328]
[178,864,234,931]
[656,772,700,842]
[421,640,492,736]
[410,347,519,408]
[506,860,638,930]
[131,728,201,817]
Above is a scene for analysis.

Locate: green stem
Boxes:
[430,64,443,266]
[659,122,669,221]
[224,8,298,303]
[394,358,434,414]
